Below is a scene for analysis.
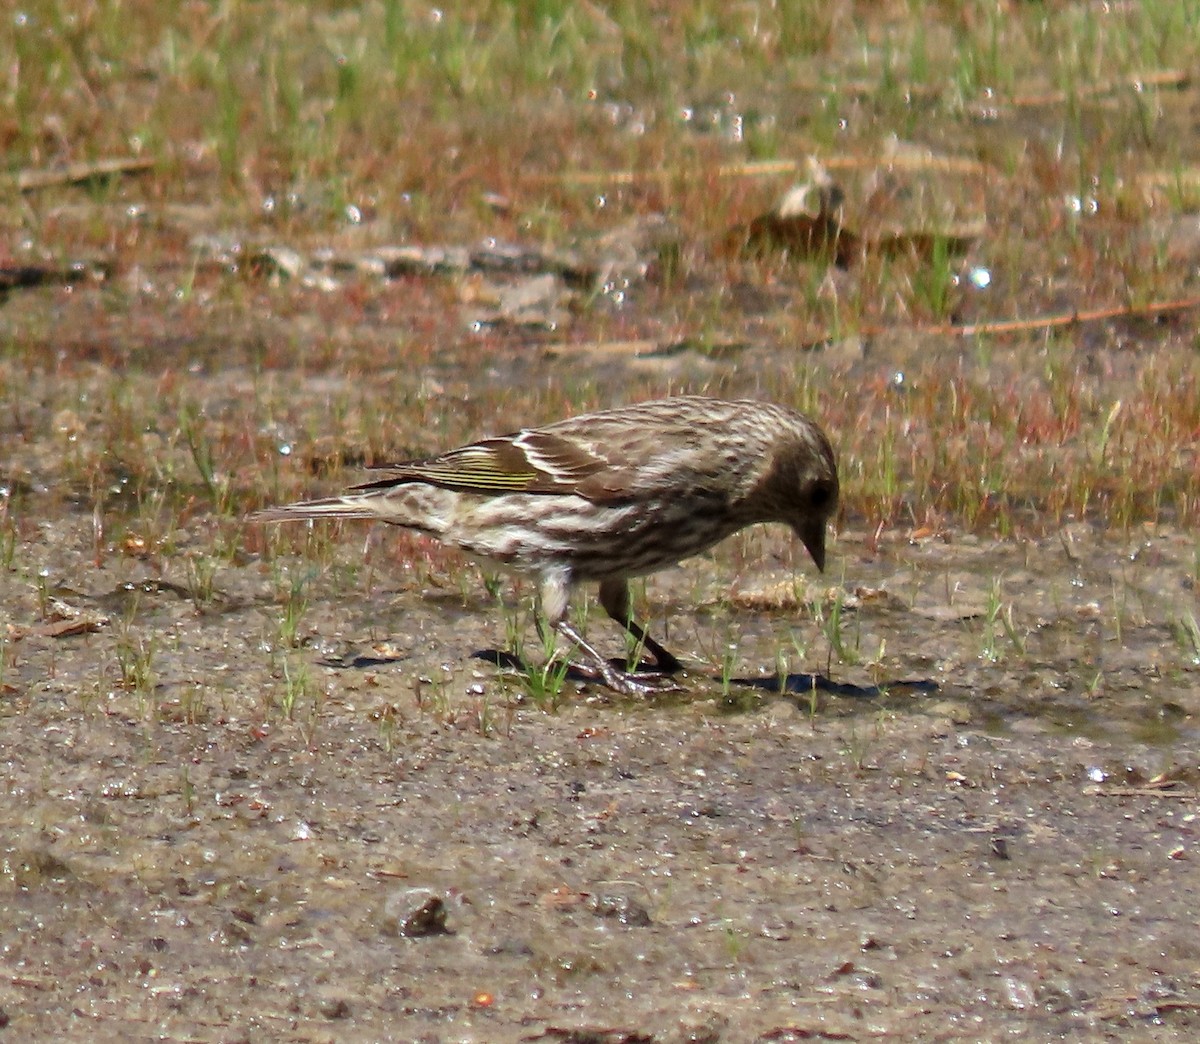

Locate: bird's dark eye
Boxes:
[809,482,833,510]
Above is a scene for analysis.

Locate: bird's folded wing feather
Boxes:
[354,431,630,498]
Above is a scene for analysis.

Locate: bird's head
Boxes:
[755,414,839,572]
[790,473,837,572]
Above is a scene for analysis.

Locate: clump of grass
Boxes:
[980,577,1026,663]
[465,687,510,738]
[179,404,235,515]
[717,636,740,701]
[114,608,157,718]
[372,701,401,753]
[840,721,874,773]
[184,552,220,606]
[1171,613,1200,666]
[520,627,572,710]
[816,589,859,670]
[0,516,15,569]
[273,566,312,649]
[179,765,196,817]
[177,681,210,725]
[279,654,309,719]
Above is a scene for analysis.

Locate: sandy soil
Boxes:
[2,459,1197,1041]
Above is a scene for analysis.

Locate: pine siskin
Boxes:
[252,396,838,695]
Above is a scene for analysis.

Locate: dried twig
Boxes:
[14,156,154,192]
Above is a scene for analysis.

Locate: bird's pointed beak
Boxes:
[796,520,827,573]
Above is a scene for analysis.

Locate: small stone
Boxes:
[382,889,450,938]
[589,893,651,927]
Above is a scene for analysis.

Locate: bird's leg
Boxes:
[598,578,683,674]
[537,572,678,696]
[551,618,678,696]
[533,612,601,683]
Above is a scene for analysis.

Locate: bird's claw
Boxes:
[600,665,683,697]
[558,657,681,696]
[617,673,683,697]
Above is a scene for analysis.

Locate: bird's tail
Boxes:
[249,495,393,523]
[249,485,453,536]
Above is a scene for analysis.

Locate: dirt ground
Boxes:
[2,340,1197,1041]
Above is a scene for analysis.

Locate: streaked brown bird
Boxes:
[252,396,838,695]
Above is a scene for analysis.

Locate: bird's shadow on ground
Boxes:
[471,649,938,700]
[318,652,411,670]
[316,648,937,700]
[737,672,938,699]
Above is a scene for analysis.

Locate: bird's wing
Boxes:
[354,431,613,497]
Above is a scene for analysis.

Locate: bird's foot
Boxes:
[604,669,683,697]
[549,620,684,695]
[560,657,681,697]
